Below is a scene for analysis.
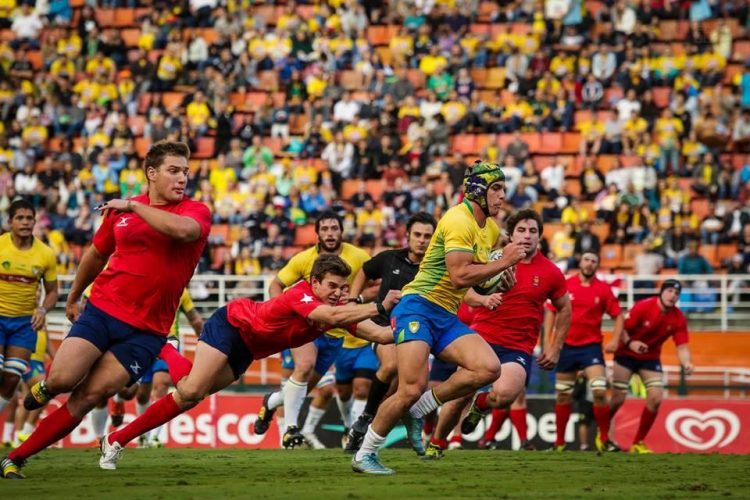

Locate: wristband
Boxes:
[126,199,133,211]
[357,294,364,304]
[37,307,47,316]
[376,302,387,316]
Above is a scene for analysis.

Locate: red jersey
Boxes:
[563,275,621,346]
[89,194,211,335]
[615,296,688,361]
[457,303,477,326]
[470,251,567,354]
[227,281,356,359]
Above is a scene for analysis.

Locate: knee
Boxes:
[0,373,20,397]
[475,358,502,386]
[153,382,170,398]
[591,390,607,406]
[556,392,572,405]
[293,362,314,380]
[71,388,117,416]
[379,359,397,379]
[397,383,425,406]
[176,381,207,404]
[45,370,77,395]
[353,380,370,400]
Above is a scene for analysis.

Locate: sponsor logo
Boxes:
[392,269,400,275]
[117,216,131,227]
[665,409,740,451]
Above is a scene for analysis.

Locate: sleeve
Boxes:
[623,300,645,332]
[43,247,58,282]
[443,214,475,254]
[285,283,324,319]
[361,251,386,280]
[604,285,622,318]
[550,267,567,300]
[276,253,306,288]
[92,209,117,256]
[544,300,556,312]
[181,201,212,239]
[672,313,689,346]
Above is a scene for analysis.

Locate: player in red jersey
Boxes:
[98,255,398,469]
[426,209,571,457]
[544,251,624,452]
[609,279,694,454]
[2,141,211,479]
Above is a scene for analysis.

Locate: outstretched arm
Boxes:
[98,199,203,242]
[353,319,394,345]
[66,245,109,322]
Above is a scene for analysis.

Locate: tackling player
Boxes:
[353,162,526,475]
[609,280,694,453]
[544,251,624,452]
[439,209,570,457]
[345,212,436,454]
[0,200,58,419]
[2,141,210,479]
[99,255,398,468]
[254,211,371,448]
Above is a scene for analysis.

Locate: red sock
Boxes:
[9,403,81,461]
[554,403,572,446]
[449,434,462,444]
[483,409,508,441]
[159,343,193,385]
[430,437,448,449]
[110,393,182,446]
[633,406,658,444]
[510,408,528,442]
[423,412,435,436]
[593,404,611,443]
[475,392,490,411]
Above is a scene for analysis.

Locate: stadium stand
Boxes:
[0,0,750,277]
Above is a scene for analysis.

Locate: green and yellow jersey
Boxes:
[170,288,196,341]
[0,233,57,317]
[30,328,47,362]
[403,201,500,314]
[276,243,371,348]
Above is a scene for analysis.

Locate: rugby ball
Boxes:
[473,250,516,295]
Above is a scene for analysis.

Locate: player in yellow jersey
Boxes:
[254,211,371,448]
[14,326,56,444]
[352,162,526,474]
[134,288,203,447]
[0,200,58,417]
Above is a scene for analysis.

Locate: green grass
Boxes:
[3,448,750,499]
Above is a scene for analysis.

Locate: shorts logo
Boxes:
[130,361,142,374]
[515,356,526,366]
[592,357,600,364]
[409,321,420,334]
[532,276,540,287]
[665,409,740,450]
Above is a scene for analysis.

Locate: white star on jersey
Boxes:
[301,294,314,304]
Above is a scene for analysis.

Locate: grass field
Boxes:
[3,448,749,499]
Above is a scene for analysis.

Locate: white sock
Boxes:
[355,426,386,461]
[91,406,109,438]
[2,421,13,442]
[0,396,10,413]
[409,389,440,419]
[136,401,150,416]
[351,399,367,424]
[282,378,308,428]
[336,395,353,428]
[267,390,284,410]
[21,422,34,435]
[302,405,326,434]
[113,393,124,403]
[276,416,286,446]
[151,424,165,441]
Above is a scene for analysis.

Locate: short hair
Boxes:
[506,209,544,236]
[580,250,600,261]
[144,140,190,173]
[314,210,343,234]
[311,254,351,282]
[406,212,437,233]
[9,198,35,219]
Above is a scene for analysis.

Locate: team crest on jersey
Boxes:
[409,321,420,334]
[1,261,9,270]
[532,276,540,287]
[31,265,43,277]
[594,297,600,304]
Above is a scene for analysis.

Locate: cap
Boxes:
[660,279,682,294]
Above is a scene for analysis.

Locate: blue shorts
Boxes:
[0,315,37,351]
[392,295,474,355]
[281,349,294,370]
[138,359,169,384]
[429,357,457,382]
[614,355,663,374]
[22,360,45,383]
[68,303,165,384]
[199,306,254,380]
[312,334,344,376]
[557,343,605,374]
[335,345,379,383]
[489,343,533,382]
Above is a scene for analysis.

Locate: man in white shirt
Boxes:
[612,0,636,35]
[11,4,44,49]
[592,45,617,83]
[333,92,361,124]
[540,157,565,198]
[616,89,641,123]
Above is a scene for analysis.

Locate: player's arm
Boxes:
[352,319,394,345]
[349,268,370,300]
[445,240,525,288]
[31,279,59,331]
[349,253,384,302]
[542,307,556,347]
[270,256,304,297]
[538,293,571,370]
[269,277,285,297]
[604,313,625,353]
[185,308,204,335]
[620,304,649,354]
[66,245,109,322]
[463,287,503,310]
[98,199,204,242]
[676,344,694,375]
[306,290,400,328]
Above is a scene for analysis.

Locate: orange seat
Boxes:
[135,137,151,158]
[366,179,386,201]
[112,8,136,28]
[127,115,145,136]
[451,134,476,154]
[245,92,269,112]
[210,224,229,244]
[717,244,738,265]
[652,87,671,108]
[561,132,580,154]
[341,180,361,200]
[520,133,541,153]
[193,137,215,159]
[262,137,283,154]
[620,244,643,269]
[405,69,426,90]
[699,245,719,267]
[121,28,141,47]
[257,71,279,91]
[469,69,487,88]
[484,67,505,90]
[469,23,491,35]
[339,70,364,90]
[95,9,115,27]
[691,199,710,219]
[732,40,750,62]
[27,51,42,70]
[162,92,186,110]
[539,133,563,154]
[293,225,317,247]
[600,244,623,270]
[367,26,390,46]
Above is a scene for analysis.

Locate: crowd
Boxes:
[0,0,750,276]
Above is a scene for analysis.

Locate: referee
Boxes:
[345,212,436,453]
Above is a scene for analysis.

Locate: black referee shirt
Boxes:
[362,248,420,326]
